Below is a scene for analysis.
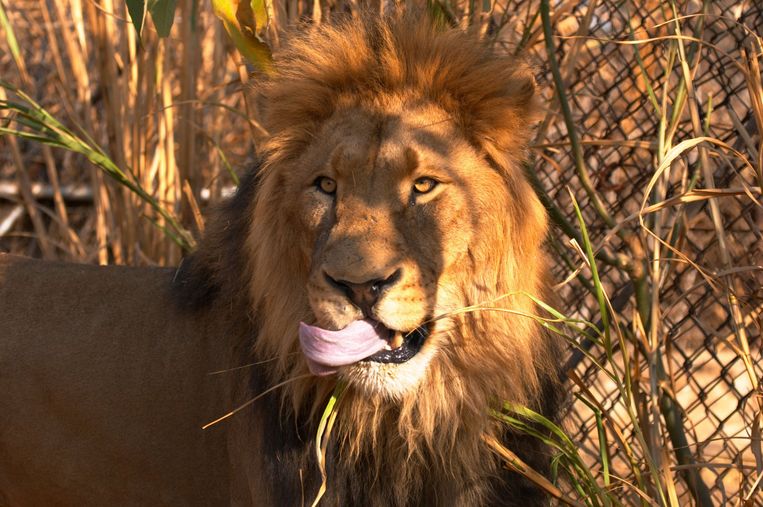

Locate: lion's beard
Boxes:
[251,295,553,505]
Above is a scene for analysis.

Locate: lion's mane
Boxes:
[177,13,564,507]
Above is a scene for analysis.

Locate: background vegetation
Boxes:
[0,0,760,505]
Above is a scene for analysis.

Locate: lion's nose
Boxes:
[325,269,402,317]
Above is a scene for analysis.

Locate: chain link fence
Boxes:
[512,1,762,503]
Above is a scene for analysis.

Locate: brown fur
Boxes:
[193,13,563,506]
[0,256,232,505]
[0,13,563,507]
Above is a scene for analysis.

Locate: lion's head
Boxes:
[179,13,562,505]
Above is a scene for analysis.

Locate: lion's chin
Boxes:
[341,339,438,400]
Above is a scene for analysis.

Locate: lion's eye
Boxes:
[413,177,438,194]
[315,176,337,195]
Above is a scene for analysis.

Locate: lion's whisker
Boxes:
[202,374,312,430]
[419,290,570,330]
[207,352,301,375]
[434,306,567,324]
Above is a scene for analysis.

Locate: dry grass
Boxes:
[0,0,761,505]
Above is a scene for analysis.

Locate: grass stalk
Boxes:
[178,0,200,229]
[540,0,616,230]
[0,82,193,250]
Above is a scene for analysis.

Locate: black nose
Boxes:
[325,269,402,317]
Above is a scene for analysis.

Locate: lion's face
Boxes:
[275,99,512,398]
[242,16,551,424]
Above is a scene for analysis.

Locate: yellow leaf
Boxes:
[211,0,273,73]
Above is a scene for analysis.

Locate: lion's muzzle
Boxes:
[323,268,402,317]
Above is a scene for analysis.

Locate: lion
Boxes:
[0,13,564,507]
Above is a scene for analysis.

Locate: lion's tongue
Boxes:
[299,319,389,376]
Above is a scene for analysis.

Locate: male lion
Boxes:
[0,14,564,506]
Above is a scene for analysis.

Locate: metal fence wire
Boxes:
[509,1,762,504]
[0,0,761,505]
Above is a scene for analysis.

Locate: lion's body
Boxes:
[0,256,232,505]
[0,14,564,507]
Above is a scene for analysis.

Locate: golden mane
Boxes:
[206,13,566,505]
[258,14,539,173]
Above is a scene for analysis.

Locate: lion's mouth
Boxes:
[298,318,432,376]
[363,323,430,364]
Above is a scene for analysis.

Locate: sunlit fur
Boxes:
[214,14,565,506]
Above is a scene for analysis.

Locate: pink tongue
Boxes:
[299,319,389,376]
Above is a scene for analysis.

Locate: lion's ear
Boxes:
[515,63,543,125]
[507,64,542,123]
[465,62,541,171]
[493,61,542,131]
[435,46,541,166]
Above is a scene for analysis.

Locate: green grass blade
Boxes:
[125,0,148,40]
[148,0,178,37]
[0,81,195,250]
